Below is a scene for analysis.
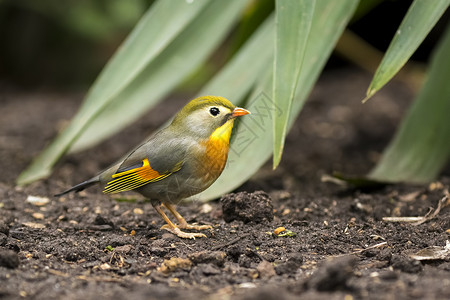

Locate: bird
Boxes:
[56,96,250,239]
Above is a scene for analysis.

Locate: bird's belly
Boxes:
[135,172,211,204]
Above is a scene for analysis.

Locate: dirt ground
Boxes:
[1,68,449,300]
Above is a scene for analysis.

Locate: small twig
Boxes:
[383,190,449,226]
[412,190,449,226]
[46,269,69,277]
[382,217,424,223]
[350,242,388,255]
[334,242,388,258]
[109,252,116,264]
[211,233,251,251]
[321,174,347,186]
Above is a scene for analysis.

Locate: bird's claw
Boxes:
[179,223,213,231]
[161,223,212,231]
[161,226,207,239]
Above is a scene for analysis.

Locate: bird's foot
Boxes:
[161,225,206,239]
[178,223,213,231]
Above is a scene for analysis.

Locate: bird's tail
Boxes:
[54,177,100,197]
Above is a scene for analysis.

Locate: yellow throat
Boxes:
[209,119,235,145]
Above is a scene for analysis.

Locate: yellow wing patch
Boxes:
[103,158,179,194]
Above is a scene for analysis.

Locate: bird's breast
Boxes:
[196,120,234,185]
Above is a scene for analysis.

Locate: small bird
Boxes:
[56,96,250,239]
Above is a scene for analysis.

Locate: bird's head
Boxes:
[171,96,250,140]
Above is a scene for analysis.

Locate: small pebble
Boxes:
[0,250,19,269]
[22,222,45,229]
[0,233,7,246]
[158,257,192,274]
[307,256,357,291]
[133,208,144,215]
[100,263,111,270]
[391,255,423,273]
[32,212,44,220]
[197,263,221,275]
[188,251,226,267]
[275,253,303,275]
[200,203,213,214]
[0,221,9,235]
[26,195,49,206]
[221,191,273,223]
[114,245,133,254]
[256,260,276,279]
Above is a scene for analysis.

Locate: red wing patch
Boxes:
[103,158,179,194]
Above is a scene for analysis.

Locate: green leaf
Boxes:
[273,0,315,168]
[369,23,450,183]
[197,0,359,201]
[17,0,248,185]
[330,172,388,189]
[365,0,450,101]
[198,15,275,103]
[77,0,210,121]
[70,0,248,152]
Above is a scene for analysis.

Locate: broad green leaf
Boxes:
[70,0,248,152]
[365,0,450,101]
[198,15,274,102]
[273,0,315,168]
[197,0,359,201]
[14,1,146,40]
[17,0,248,185]
[369,23,450,183]
[79,0,210,119]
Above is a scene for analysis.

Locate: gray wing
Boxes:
[116,129,188,174]
[101,129,190,194]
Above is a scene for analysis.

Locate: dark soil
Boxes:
[1,69,449,300]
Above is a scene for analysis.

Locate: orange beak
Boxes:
[232,107,251,118]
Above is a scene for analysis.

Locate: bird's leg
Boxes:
[151,203,206,239]
[163,203,212,231]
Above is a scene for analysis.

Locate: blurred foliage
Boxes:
[0,0,150,87]
[365,0,450,101]
[12,0,148,39]
[369,23,450,183]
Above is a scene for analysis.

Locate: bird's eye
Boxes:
[209,107,220,116]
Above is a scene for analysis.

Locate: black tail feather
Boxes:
[55,178,99,197]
